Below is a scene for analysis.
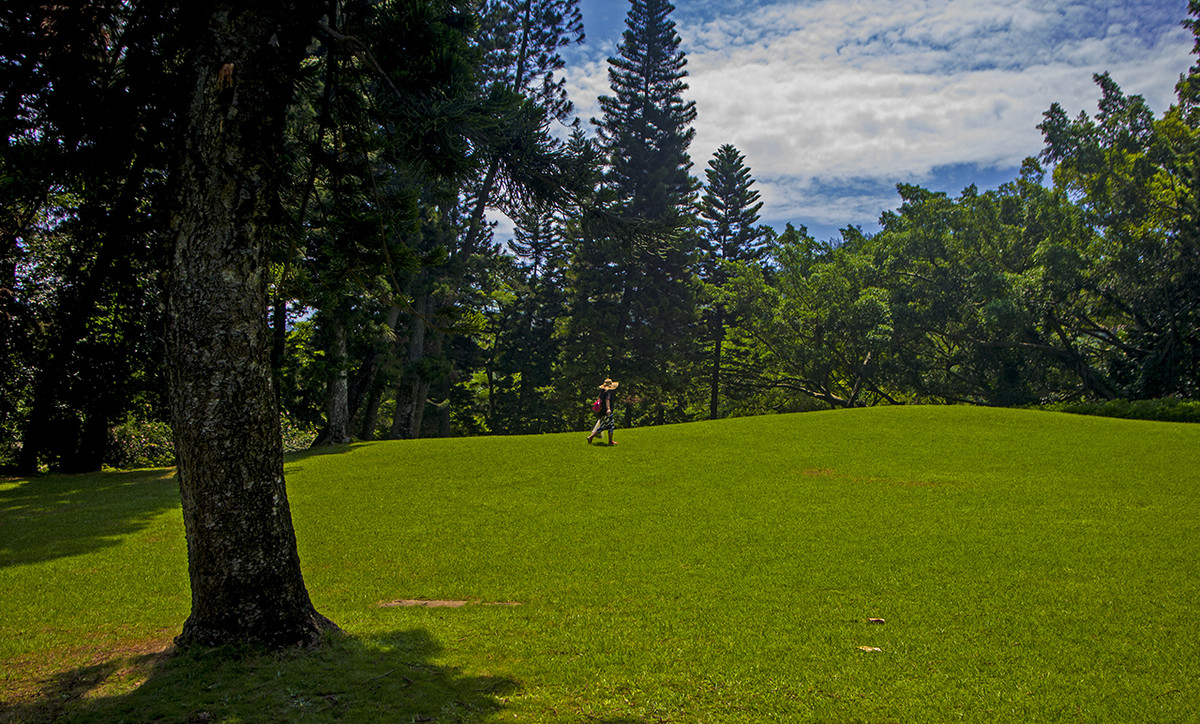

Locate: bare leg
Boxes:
[587,417,603,443]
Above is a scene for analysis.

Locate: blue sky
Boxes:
[556,0,1194,241]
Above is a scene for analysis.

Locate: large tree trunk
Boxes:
[323,315,351,445]
[166,0,335,649]
[0,243,17,435]
[391,291,429,440]
[359,384,386,440]
[709,306,724,420]
[410,377,433,438]
[436,369,453,438]
[349,304,402,439]
[413,327,447,438]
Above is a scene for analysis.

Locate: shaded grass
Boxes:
[1,630,515,724]
[0,466,187,686]
[2,406,1199,721]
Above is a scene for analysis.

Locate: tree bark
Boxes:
[348,303,402,438]
[436,370,453,438]
[391,291,429,439]
[359,384,386,440]
[411,327,446,438]
[323,315,351,444]
[166,0,336,648]
[709,306,724,420]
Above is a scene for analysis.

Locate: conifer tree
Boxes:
[597,0,697,221]
[387,0,585,439]
[572,0,699,421]
[699,144,771,418]
[465,0,584,257]
[489,200,570,432]
[700,145,770,273]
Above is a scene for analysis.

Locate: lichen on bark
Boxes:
[167,0,336,649]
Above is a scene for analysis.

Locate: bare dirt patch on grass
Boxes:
[379,599,522,608]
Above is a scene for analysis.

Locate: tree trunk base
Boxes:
[176,607,340,650]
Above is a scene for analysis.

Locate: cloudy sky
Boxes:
[558,0,1194,240]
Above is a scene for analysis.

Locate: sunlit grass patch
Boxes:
[2,406,1198,722]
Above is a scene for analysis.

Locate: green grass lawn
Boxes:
[1,406,1198,722]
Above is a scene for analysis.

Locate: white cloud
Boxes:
[561,0,1194,232]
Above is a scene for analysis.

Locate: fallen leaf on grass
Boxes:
[857,646,882,652]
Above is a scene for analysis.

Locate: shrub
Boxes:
[281,412,318,452]
[1038,398,1200,424]
[105,413,320,469]
[106,419,176,469]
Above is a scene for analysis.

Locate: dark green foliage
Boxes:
[568,0,700,420]
[1038,40,1200,399]
[272,0,497,444]
[1037,398,1200,424]
[596,0,697,221]
[698,144,772,418]
[478,0,584,122]
[482,202,572,433]
[105,419,176,470]
[870,174,1104,406]
[699,144,771,279]
[3,1,178,472]
[725,224,899,409]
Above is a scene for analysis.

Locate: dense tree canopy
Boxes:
[5,0,1200,480]
[2,1,178,474]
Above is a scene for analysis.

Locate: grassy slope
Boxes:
[1,406,1198,722]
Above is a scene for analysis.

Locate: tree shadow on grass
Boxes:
[283,442,366,465]
[0,442,363,569]
[0,628,519,723]
[0,468,181,568]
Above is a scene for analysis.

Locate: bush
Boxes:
[105,413,320,469]
[1037,398,1200,424]
[106,419,176,469]
[281,412,318,452]
[0,438,20,474]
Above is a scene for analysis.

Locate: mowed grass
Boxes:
[1,405,1198,722]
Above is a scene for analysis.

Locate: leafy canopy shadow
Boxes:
[0,468,179,568]
[0,628,518,723]
[0,441,362,569]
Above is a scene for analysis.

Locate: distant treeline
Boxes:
[1036,399,1200,425]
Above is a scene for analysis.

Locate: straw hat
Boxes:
[599,378,619,390]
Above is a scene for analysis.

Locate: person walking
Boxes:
[587,378,619,445]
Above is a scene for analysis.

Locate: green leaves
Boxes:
[1035,25,1200,399]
